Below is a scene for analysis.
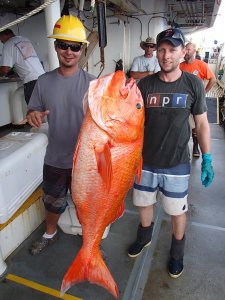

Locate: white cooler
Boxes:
[0,132,48,224]
[58,195,110,239]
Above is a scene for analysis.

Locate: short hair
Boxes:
[0,29,14,36]
[185,42,196,51]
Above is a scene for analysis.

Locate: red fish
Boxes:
[61,70,144,299]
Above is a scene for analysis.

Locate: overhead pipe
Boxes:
[77,0,85,18]
[96,0,107,48]
[191,1,202,25]
[0,0,56,32]
[190,0,202,25]
[190,1,196,22]
[79,0,85,11]
[179,0,193,26]
[148,16,167,37]
[44,0,61,71]
[184,0,193,24]
[184,0,195,25]
[185,0,192,20]
[90,0,96,12]
[96,0,107,77]
[201,0,205,24]
[129,16,142,42]
[61,0,70,16]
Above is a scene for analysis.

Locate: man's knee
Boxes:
[42,193,68,214]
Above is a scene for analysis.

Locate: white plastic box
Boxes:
[58,196,110,239]
[0,194,45,276]
[0,132,48,224]
[30,122,49,136]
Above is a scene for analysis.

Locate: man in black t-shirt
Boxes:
[128,28,214,279]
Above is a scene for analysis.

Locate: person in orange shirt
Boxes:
[180,42,216,157]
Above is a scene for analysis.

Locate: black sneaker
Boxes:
[128,240,151,258]
[168,257,183,278]
[30,233,58,255]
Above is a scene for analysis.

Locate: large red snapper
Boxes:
[61,70,144,299]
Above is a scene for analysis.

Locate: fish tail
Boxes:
[60,248,119,299]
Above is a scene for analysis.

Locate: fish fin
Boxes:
[61,247,119,299]
[136,157,143,184]
[95,142,112,192]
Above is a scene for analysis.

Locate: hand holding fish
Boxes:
[26,110,49,128]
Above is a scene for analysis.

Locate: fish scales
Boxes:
[60,71,144,299]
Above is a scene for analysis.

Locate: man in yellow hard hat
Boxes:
[26,15,96,255]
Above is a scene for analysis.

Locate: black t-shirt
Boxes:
[138,71,207,168]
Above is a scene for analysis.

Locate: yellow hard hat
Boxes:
[48,15,89,44]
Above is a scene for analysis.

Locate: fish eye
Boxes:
[136,103,142,109]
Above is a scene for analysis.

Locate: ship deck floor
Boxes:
[0,123,224,300]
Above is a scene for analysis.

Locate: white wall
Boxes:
[89,16,129,77]
[0,12,48,71]
[0,0,169,76]
[87,0,168,76]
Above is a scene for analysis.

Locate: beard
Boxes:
[159,61,180,73]
[184,54,190,61]
[58,52,80,69]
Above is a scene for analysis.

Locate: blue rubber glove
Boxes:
[201,153,214,188]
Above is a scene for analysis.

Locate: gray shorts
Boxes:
[133,163,190,216]
[42,164,72,214]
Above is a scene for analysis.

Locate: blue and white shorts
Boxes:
[133,163,190,216]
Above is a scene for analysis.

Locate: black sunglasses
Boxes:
[156,28,185,45]
[55,41,82,52]
[146,44,155,48]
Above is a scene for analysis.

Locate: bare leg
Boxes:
[45,210,61,234]
[139,205,154,227]
[171,213,186,240]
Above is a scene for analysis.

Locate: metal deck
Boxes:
[0,190,163,300]
[0,123,225,300]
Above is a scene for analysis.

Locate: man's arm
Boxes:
[0,66,10,77]
[130,56,153,80]
[205,75,216,94]
[193,112,211,153]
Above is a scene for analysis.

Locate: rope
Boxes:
[0,0,57,32]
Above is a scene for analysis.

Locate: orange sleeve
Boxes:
[199,61,215,80]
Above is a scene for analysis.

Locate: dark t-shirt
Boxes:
[138,71,207,168]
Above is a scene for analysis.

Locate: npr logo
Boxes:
[146,93,187,108]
